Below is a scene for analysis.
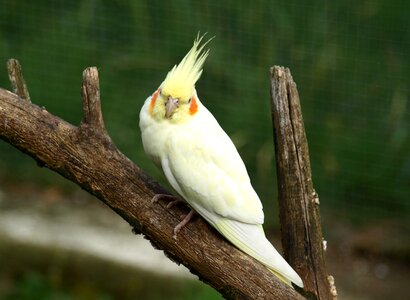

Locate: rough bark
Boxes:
[270,66,337,300]
[7,59,30,102]
[0,60,305,300]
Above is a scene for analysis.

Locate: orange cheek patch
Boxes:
[149,88,160,114]
[189,96,198,115]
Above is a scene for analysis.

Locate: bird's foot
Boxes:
[151,193,182,207]
[151,194,194,239]
[166,199,185,209]
[173,209,196,240]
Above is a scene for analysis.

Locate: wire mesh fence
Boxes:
[0,0,409,226]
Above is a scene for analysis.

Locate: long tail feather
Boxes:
[214,218,304,288]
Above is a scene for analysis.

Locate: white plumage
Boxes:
[139,36,303,288]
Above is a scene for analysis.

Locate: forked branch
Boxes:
[0,60,305,300]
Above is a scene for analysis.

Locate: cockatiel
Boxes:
[139,36,303,288]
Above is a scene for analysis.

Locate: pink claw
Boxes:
[151,193,195,239]
[173,209,196,240]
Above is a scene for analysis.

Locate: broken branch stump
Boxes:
[270,66,337,300]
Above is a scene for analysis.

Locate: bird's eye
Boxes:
[188,97,192,104]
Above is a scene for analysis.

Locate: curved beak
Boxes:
[165,97,179,118]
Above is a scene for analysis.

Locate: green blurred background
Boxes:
[0,1,409,299]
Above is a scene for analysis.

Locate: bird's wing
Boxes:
[162,114,264,225]
[160,110,303,288]
[162,132,303,286]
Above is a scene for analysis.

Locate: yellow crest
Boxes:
[161,34,212,101]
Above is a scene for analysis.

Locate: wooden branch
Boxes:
[0,60,305,300]
[270,66,337,300]
[7,59,31,102]
[81,67,106,132]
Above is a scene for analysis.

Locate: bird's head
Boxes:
[148,35,211,123]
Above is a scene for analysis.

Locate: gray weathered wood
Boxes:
[270,66,337,300]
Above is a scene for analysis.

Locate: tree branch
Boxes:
[7,59,30,102]
[270,66,337,300]
[81,67,106,132]
[0,60,305,300]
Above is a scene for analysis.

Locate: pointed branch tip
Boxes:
[6,58,31,102]
[83,67,99,82]
[81,66,106,132]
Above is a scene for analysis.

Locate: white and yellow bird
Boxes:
[139,36,303,288]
